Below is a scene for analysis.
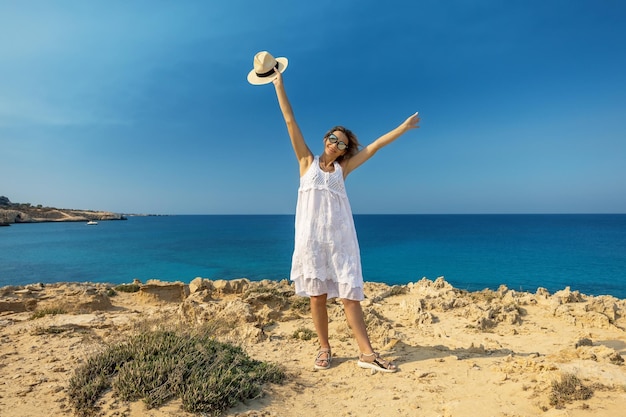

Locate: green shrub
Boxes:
[292,327,315,341]
[114,283,140,293]
[30,307,67,319]
[290,296,310,314]
[67,330,284,416]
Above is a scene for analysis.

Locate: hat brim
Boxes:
[247,57,289,85]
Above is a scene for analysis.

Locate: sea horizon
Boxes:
[2,213,625,299]
[124,212,626,216]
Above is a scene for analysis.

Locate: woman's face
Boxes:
[325,130,349,156]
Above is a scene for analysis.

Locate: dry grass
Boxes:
[549,373,593,408]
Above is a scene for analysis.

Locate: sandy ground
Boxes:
[1,277,626,417]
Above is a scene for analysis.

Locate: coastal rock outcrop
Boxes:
[2,277,626,417]
[137,280,188,303]
[0,196,126,224]
[180,278,299,344]
[0,283,113,313]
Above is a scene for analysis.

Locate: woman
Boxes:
[272,68,420,372]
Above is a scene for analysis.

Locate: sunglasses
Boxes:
[328,134,348,151]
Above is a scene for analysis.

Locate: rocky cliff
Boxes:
[0,196,126,224]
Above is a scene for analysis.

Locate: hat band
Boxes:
[255,63,278,78]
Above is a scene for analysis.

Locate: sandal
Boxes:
[357,352,397,373]
[314,348,332,370]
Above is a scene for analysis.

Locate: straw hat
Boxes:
[247,51,288,85]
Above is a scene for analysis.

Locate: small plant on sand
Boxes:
[292,326,315,341]
[244,285,281,297]
[290,296,310,314]
[114,283,140,293]
[32,325,71,335]
[549,373,593,408]
[67,329,284,416]
[30,307,67,319]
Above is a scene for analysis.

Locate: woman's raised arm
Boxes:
[342,112,420,177]
[273,69,313,176]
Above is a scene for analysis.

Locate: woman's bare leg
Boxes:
[310,294,330,347]
[310,295,331,367]
[341,298,374,353]
[342,298,397,371]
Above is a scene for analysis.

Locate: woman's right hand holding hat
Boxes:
[272,67,284,89]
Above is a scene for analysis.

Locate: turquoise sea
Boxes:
[1,214,625,298]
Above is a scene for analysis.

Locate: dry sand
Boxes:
[1,277,626,417]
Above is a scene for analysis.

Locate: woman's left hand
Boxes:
[402,112,420,131]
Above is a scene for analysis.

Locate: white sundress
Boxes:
[290,156,364,300]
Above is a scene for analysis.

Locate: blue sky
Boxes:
[1,1,625,214]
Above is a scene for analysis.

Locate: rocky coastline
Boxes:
[0,196,126,225]
[1,277,625,416]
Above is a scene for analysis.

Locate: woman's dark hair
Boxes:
[324,126,361,162]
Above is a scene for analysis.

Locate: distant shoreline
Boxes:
[0,213,168,226]
[0,208,128,224]
[0,196,169,225]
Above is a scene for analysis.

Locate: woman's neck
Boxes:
[319,155,336,172]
